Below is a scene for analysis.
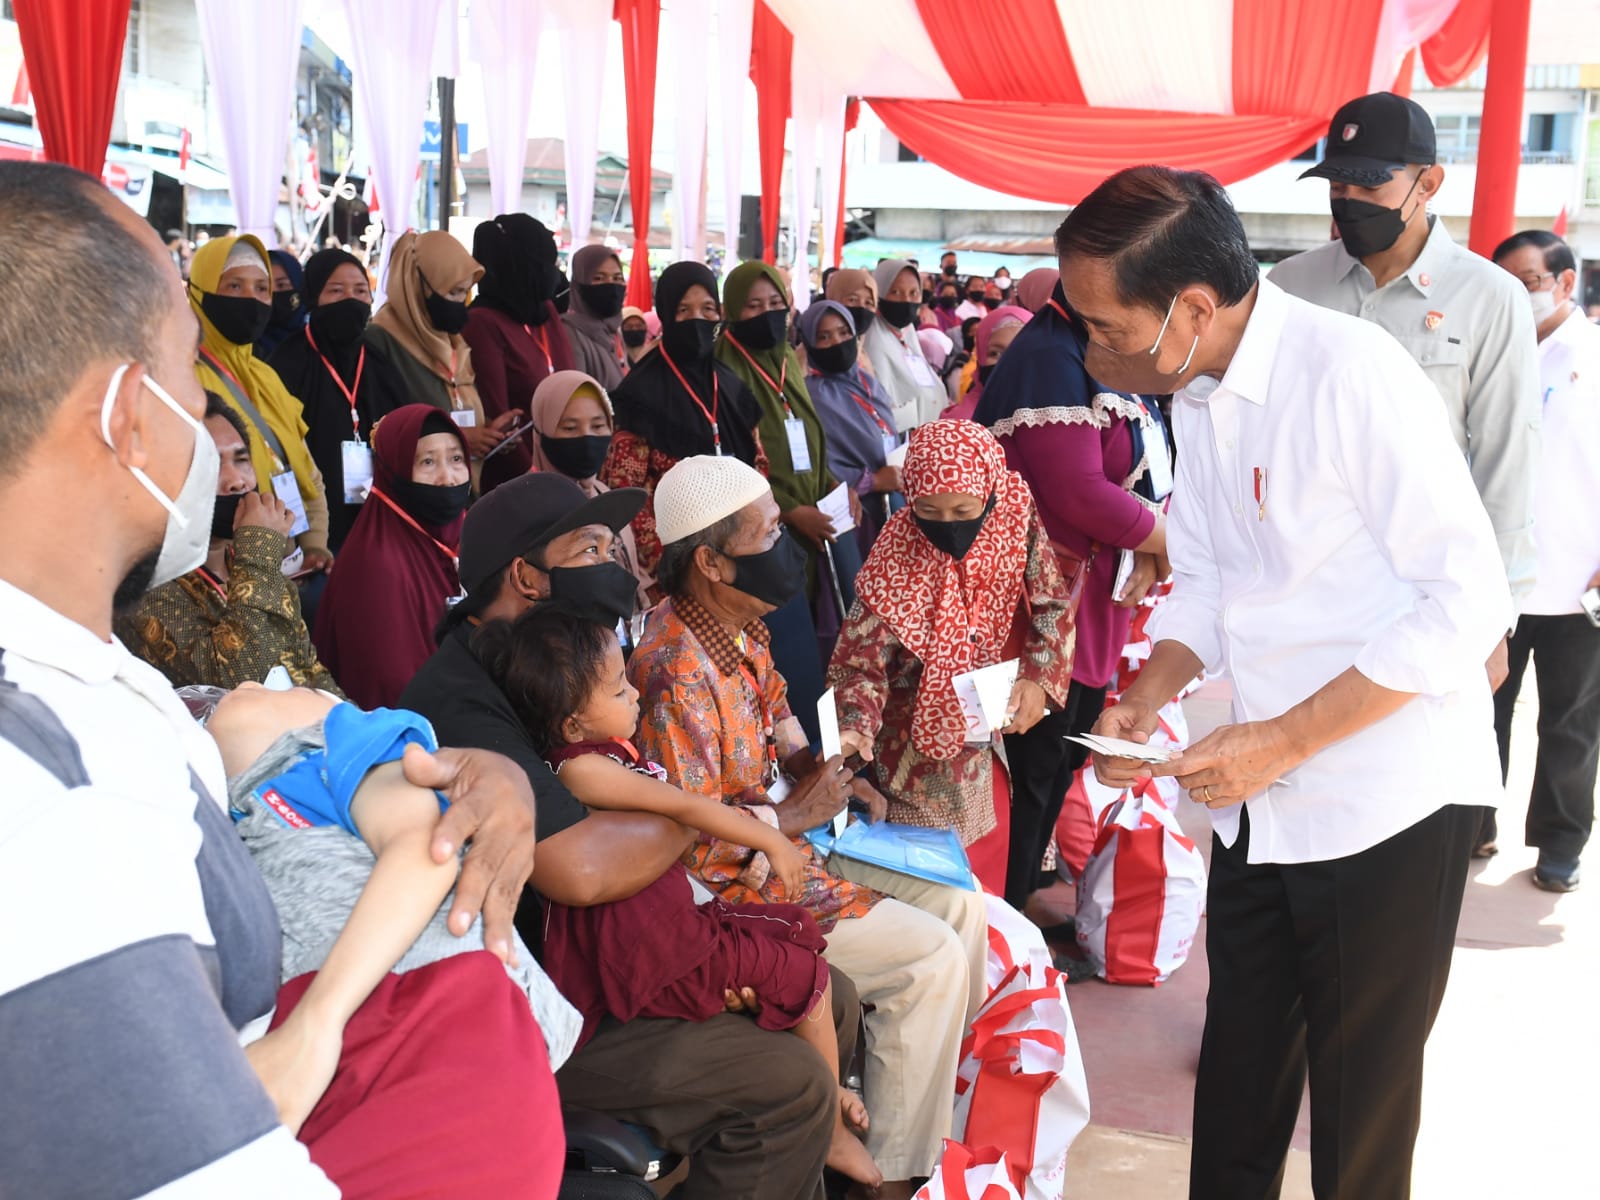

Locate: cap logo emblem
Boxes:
[1342,124,1360,142]
[1425,311,1443,331]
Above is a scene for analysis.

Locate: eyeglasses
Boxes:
[1516,271,1555,292]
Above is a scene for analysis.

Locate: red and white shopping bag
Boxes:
[914,1143,1023,1200]
[979,892,1051,996]
[953,963,1092,1199]
[1075,777,1205,985]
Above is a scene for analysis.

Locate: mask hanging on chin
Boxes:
[723,532,807,609]
[102,364,221,587]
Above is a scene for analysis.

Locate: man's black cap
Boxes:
[1299,92,1436,188]
[458,473,646,597]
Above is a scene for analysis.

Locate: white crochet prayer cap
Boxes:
[223,239,267,275]
[654,455,772,546]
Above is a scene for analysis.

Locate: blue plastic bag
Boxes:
[821,820,977,891]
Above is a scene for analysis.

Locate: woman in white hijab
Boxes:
[862,259,948,431]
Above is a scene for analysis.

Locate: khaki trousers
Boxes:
[822,859,990,1180]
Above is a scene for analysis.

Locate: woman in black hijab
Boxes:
[600,262,766,583]
[269,249,409,551]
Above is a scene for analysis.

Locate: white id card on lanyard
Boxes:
[784,417,813,473]
[449,409,478,428]
[881,433,898,461]
[341,440,374,504]
[270,470,312,538]
[1144,430,1174,499]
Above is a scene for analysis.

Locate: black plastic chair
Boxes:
[559,1107,680,1199]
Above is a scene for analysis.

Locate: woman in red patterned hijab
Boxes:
[827,419,1076,894]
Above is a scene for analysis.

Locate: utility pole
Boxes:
[437,76,457,231]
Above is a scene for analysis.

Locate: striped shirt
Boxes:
[0,580,335,1196]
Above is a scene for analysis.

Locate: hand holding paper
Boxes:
[817,482,856,536]
[1064,733,1174,764]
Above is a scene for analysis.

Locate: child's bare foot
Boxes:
[828,1117,882,1189]
[839,1086,870,1136]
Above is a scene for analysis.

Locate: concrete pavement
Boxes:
[1057,671,1598,1198]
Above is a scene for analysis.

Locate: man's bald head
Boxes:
[0,162,179,463]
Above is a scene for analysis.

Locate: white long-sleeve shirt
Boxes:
[1524,307,1600,615]
[1149,280,1510,864]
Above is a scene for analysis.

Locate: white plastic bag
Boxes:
[914,1143,1024,1200]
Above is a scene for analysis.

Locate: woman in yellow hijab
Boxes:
[190,235,332,569]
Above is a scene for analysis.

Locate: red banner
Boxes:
[616,0,661,310]
[12,0,132,177]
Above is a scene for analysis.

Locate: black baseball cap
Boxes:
[1299,92,1436,188]
[457,473,645,597]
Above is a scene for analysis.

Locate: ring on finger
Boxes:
[1198,784,1212,803]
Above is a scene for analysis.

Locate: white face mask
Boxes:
[1528,286,1558,323]
[101,364,221,587]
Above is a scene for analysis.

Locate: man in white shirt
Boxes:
[1057,166,1508,1200]
[0,161,547,1197]
[1491,231,1600,892]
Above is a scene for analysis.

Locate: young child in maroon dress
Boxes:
[472,606,881,1188]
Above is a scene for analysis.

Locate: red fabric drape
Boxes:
[833,98,860,268]
[1229,0,1386,120]
[616,0,662,310]
[749,1,792,264]
[1468,0,1531,257]
[1422,0,1493,88]
[871,100,1325,206]
[1392,48,1418,97]
[914,0,1086,104]
[12,0,131,176]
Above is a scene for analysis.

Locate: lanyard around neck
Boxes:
[661,350,722,455]
[370,486,459,567]
[306,327,366,435]
[725,334,790,415]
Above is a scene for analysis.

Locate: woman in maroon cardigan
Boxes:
[972,280,1170,914]
[461,214,576,494]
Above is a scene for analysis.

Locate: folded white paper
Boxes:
[818,481,857,536]
[951,659,1020,741]
[885,442,909,469]
[1064,733,1174,764]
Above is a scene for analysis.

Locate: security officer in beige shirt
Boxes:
[1272,91,1541,856]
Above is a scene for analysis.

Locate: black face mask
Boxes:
[1330,172,1424,259]
[981,297,1001,311]
[424,289,470,335]
[728,308,788,351]
[392,478,471,527]
[967,293,984,305]
[941,265,956,277]
[921,290,935,307]
[621,326,649,348]
[309,298,371,347]
[809,338,858,375]
[848,306,877,337]
[201,292,272,346]
[550,268,571,317]
[723,532,807,609]
[578,282,627,319]
[547,562,637,627]
[662,318,718,363]
[879,300,917,330]
[977,362,996,386]
[539,433,611,480]
[271,290,301,326]
[211,491,245,541]
[937,295,958,311]
[914,494,996,562]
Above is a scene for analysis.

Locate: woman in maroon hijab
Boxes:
[313,404,471,707]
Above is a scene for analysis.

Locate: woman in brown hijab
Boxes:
[824,269,881,380]
[561,244,628,392]
[365,230,506,474]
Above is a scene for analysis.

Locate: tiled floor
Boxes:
[1059,673,1599,1198]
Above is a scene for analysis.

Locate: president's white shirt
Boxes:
[1149,280,1510,864]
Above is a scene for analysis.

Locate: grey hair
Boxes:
[656,509,746,596]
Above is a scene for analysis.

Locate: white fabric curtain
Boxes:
[1368,0,1464,91]
[469,0,542,217]
[194,0,306,245]
[816,87,847,274]
[717,0,755,267]
[549,0,610,249]
[344,0,444,292]
[788,65,821,311]
[1056,0,1235,114]
[669,0,713,263]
